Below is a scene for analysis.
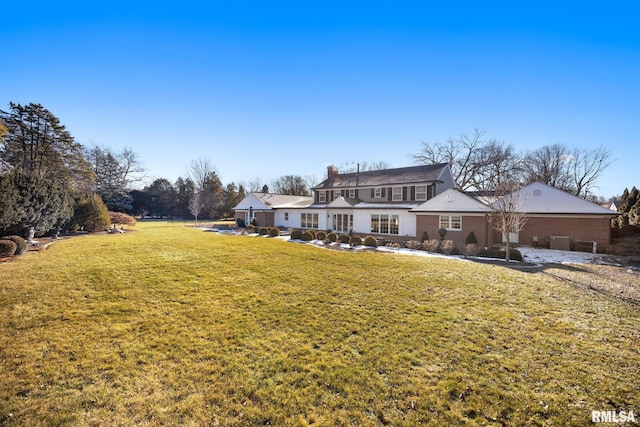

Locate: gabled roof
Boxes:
[492,182,617,215]
[233,192,313,210]
[411,188,494,213]
[313,163,450,189]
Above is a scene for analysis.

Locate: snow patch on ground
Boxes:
[211,228,614,266]
[518,246,612,266]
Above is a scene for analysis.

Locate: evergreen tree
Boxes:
[0,173,19,232]
[11,172,74,238]
[0,102,95,189]
[70,194,111,232]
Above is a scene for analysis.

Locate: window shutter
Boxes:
[410,186,416,201]
[402,186,408,201]
[371,188,375,198]
[382,188,386,198]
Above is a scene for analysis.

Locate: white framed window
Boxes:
[370,214,400,235]
[439,215,462,231]
[301,213,318,229]
[348,189,356,198]
[332,214,353,233]
[318,191,326,203]
[415,185,427,201]
[392,187,403,201]
[284,213,289,221]
[374,187,382,198]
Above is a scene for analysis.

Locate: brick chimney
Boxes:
[327,165,339,179]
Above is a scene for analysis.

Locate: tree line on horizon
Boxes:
[0,102,625,239]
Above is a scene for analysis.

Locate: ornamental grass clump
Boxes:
[0,240,17,257]
[1,235,27,255]
[423,239,441,253]
[338,234,351,244]
[350,235,362,246]
[364,235,377,247]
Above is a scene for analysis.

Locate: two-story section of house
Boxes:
[299,163,455,238]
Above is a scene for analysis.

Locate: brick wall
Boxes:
[518,216,611,252]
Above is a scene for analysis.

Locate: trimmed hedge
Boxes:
[327,232,338,242]
[290,229,302,240]
[465,231,478,245]
[269,227,280,237]
[364,235,377,247]
[350,235,362,246]
[0,240,17,257]
[420,231,429,242]
[1,235,27,255]
[478,248,523,261]
[338,234,351,244]
[301,230,315,241]
[258,227,269,236]
[246,225,256,234]
[316,231,327,241]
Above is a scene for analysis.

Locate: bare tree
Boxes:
[188,191,203,223]
[491,181,529,262]
[469,140,523,192]
[187,158,216,192]
[522,144,573,191]
[240,177,263,193]
[271,175,309,196]
[413,129,500,191]
[570,146,614,199]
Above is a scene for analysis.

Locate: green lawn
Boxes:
[1,221,638,426]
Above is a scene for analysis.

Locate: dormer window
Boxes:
[415,185,427,201]
[348,189,356,198]
[318,191,326,203]
[392,187,403,201]
[374,187,382,198]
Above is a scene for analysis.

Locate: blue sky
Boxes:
[1,2,638,198]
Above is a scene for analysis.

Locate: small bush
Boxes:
[301,230,315,241]
[1,235,27,255]
[327,232,338,243]
[258,227,269,236]
[464,243,479,257]
[420,231,429,242]
[465,231,478,245]
[350,235,362,246]
[246,225,256,234]
[364,235,377,247]
[405,240,421,250]
[386,242,401,249]
[290,229,302,240]
[0,240,17,257]
[438,227,448,240]
[316,231,327,241]
[109,211,137,228]
[423,239,440,252]
[441,240,454,255]
[338,234,351,244]
[269,227,280,237]
[478,248,523,261]
[450,246,462,256]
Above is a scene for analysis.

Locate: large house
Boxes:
[234,164,617,252]
[235,163,455,237]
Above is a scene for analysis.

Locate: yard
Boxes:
[1,221,638,426]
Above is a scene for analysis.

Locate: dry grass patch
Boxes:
[1,221,639,426]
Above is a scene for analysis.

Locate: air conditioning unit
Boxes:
[575,240,597,254]
[550,235,570,251]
